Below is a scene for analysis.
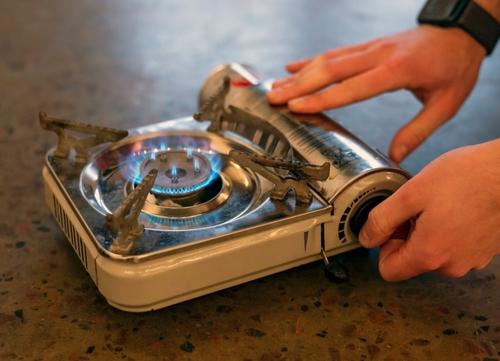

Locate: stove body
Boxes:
[41,64,409,312]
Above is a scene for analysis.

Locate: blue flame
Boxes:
[193,158,200,173]
[123,138,222,196]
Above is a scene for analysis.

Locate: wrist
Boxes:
[447,25,488,59]
[417,24,487,59]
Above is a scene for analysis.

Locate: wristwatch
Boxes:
[418,0,500,55]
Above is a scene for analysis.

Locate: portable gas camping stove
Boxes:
[40,63,409,312]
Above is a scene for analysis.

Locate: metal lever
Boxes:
[320,248,348,283]
[193,76,230,131]
[242,153,330,181]
[229,150,330,204]
[39,112,129,164]
[106,169,158,255]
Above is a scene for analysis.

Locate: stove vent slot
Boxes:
[52,194,89,270]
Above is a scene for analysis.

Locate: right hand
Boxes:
[358,139,500,281]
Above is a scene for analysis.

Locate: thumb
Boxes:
[359,180,422,248]
[389,91,461,162]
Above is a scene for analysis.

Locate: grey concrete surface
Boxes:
[0,1,499,360]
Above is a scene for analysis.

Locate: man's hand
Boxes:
[267,26,486,162]
[358,139,500,281]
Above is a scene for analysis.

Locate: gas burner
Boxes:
[123,147,232,217]
[127,148,221,197]
[139,150,212,196]
[126,169,231,218]
[79,131,261,232]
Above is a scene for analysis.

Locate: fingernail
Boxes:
[289,97,307,108]
[393,145,407,162]
[358,228,369,247]
[272,80,288,88]
[267,88,283,102]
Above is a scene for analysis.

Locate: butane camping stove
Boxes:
[40,63,409,312]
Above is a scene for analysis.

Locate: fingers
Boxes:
[437,266,470,278]
[285,39,381,73]
[272,77,295,89]
[377,239,423,281]
[285,57,313,74]
[473,257,493,271]
[376,215,442,282]
[377,236,442,281]
[272,56,325,89]
[267,50,381,105]
[359,182,422,249]
[438,255,493,277]
[373,205,492,282]
[286,64,402,113]
[389,91,462,162]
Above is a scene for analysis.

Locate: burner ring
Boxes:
[125,172,232,218]
[139,150,213,196]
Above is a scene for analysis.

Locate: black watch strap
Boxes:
[418,0,500,56]
[458,1,500,55]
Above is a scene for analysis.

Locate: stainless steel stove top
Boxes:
[40,63,409,312]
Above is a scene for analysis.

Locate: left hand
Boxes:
[267,26,486,162]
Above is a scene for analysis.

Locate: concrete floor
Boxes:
[0,0,499,360]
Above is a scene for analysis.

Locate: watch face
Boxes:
[418,0,469,24]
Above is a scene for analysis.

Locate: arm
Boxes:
[267,1,499,162]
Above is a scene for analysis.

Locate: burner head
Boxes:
[127,148,231,218]
[139,150,212,196]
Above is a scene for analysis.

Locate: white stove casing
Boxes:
[43,150,406,312]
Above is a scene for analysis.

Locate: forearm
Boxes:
[475,0,500,21]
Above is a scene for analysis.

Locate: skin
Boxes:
[267,20,500,280]
[360,139,500,281]
[267,25,486,162]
